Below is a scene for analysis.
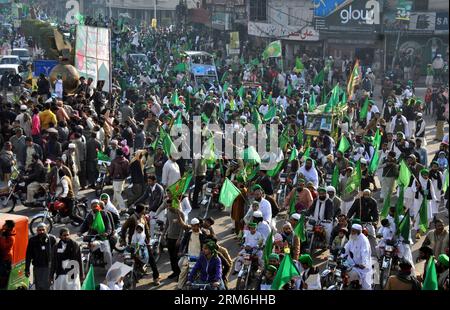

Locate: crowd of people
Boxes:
[0,14,449,291]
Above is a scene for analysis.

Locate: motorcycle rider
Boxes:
[23,154,46,207]
[186,241,224,290]
[347,189,379,239]
[297,254,321,290]
[47,157,72,194]
[305,187,334,244]
[79,199,113,270]
[327,186,342,218]
[258,265,277,290]
[56,169,84,225]
[100,193,120,229]
[252,211,271,243]
[384,258,421,290]
[177,218,207,289]
[233,222,264,275]
[343,223,373,290]
[281,222,300,261]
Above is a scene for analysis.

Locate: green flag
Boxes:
[286,83,293,97]
[267,160,284,177]
[302,147,311,161]
[263,230,274,268]
[81,265,96,290]
[297,129,303,146]
[331,165,340,190]
[308,92,317,112]
[293,57,304,73]
[219,178,241,209]
[240,55,245,65]
[289,191,297,215]
[222,82,229,95]
[237,85,245,99]
[359,97,370,120]
[168,170,193,198]
[173,63,186,73]
[162,130,177,156]
[380,193,391,219]
[343,161,361,195]
[294,214,306,243]
[264,105,277,122]
[422,256,438,291]
[418,197,429,233]
[372,128,382,150]
[337,136,351,153]
[443,169,449,193]
[220,71,228,84]
[174,112,183,128]
[368,150,380,175]
[243,146,261,165]
[422,257,438,290]
[289,148,298,162]
[250,58,260,66]
[271,254,300,290]
[325,84,340,112]
[171,90,181,106]
[398,160,412,188]
[251,106,262,127]
[201,112,210,124]
[398,212,411,242]
[97,151,111,162]
[91,211,105,234]
[312,69,324,85]
[262,40,282,60]
[256,87,263,104]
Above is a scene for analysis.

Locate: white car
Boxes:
[0,55,21,65]
[11,48,31,66]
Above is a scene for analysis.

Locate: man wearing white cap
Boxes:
[415,113,426,143]
[347,189,379,237]
[343,224,373,289]
[327,186,342,218]
[15,105,32,137]
[289,213,301,229]
[234,221,264,274]
[252,210,271,243]
[177,218,206,289]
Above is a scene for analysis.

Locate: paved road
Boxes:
[5,87,449,289]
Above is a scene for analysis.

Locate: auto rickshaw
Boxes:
[0,214,29,290]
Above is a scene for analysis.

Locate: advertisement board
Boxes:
[75,25,111,92]
[33,60,58,77]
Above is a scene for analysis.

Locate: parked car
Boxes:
[0,55,22,65]
[11,48,31,66]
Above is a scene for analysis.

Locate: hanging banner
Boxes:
[230,32,240,49]
[75,25,111,92]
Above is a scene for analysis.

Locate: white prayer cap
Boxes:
[326,186,336,193]
[363,189,371,194]
[290,213,301,221]
[253,210,263,218]
[190,218,200,225]
[20,105,27,111]
[352,224,362,231]
[360,158,367,164]
[68,143,76,149]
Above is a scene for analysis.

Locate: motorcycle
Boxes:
[29,195,88,235]
[199,182,220,219]
[379,240,399,289]
[95,159,111,197]
[122,245,147,290]
[0,174,48,213]
[80,234,108,278]
[320,254,339,289]
[181,255,199,290]
[148,216,165,263]
[235,247,261,290]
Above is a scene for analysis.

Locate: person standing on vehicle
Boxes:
[343,224,373,290]
[127,150,146,206]
[25,223,57,290]
[109,148,130,212]
[177,218,207,289]
[50,228,82,290]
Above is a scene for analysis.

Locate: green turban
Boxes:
[266,265,277,273]
[268,253,280,261]
[438,254,449,268]
[299,254,313,267]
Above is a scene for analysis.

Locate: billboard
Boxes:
[74,25,111,92]
[33,60,58,77]
[248,22,319,41]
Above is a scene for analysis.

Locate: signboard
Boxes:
[230,32,240,49]
[409,12,436,32]
[212,12,231,31]
[313,0,347,17]
[33,60,58,77]
[435,12,449,32]
[396,1,412,20]
[248,22,319,41]
[315,0,381,32]
[75,25,111,92]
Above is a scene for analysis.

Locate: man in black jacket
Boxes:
[134,175,165,213]
[37,73,51,100]
[177,218,207,289]
[25,223,57,290]
[24,154,46,207]
[347,189,379,247]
